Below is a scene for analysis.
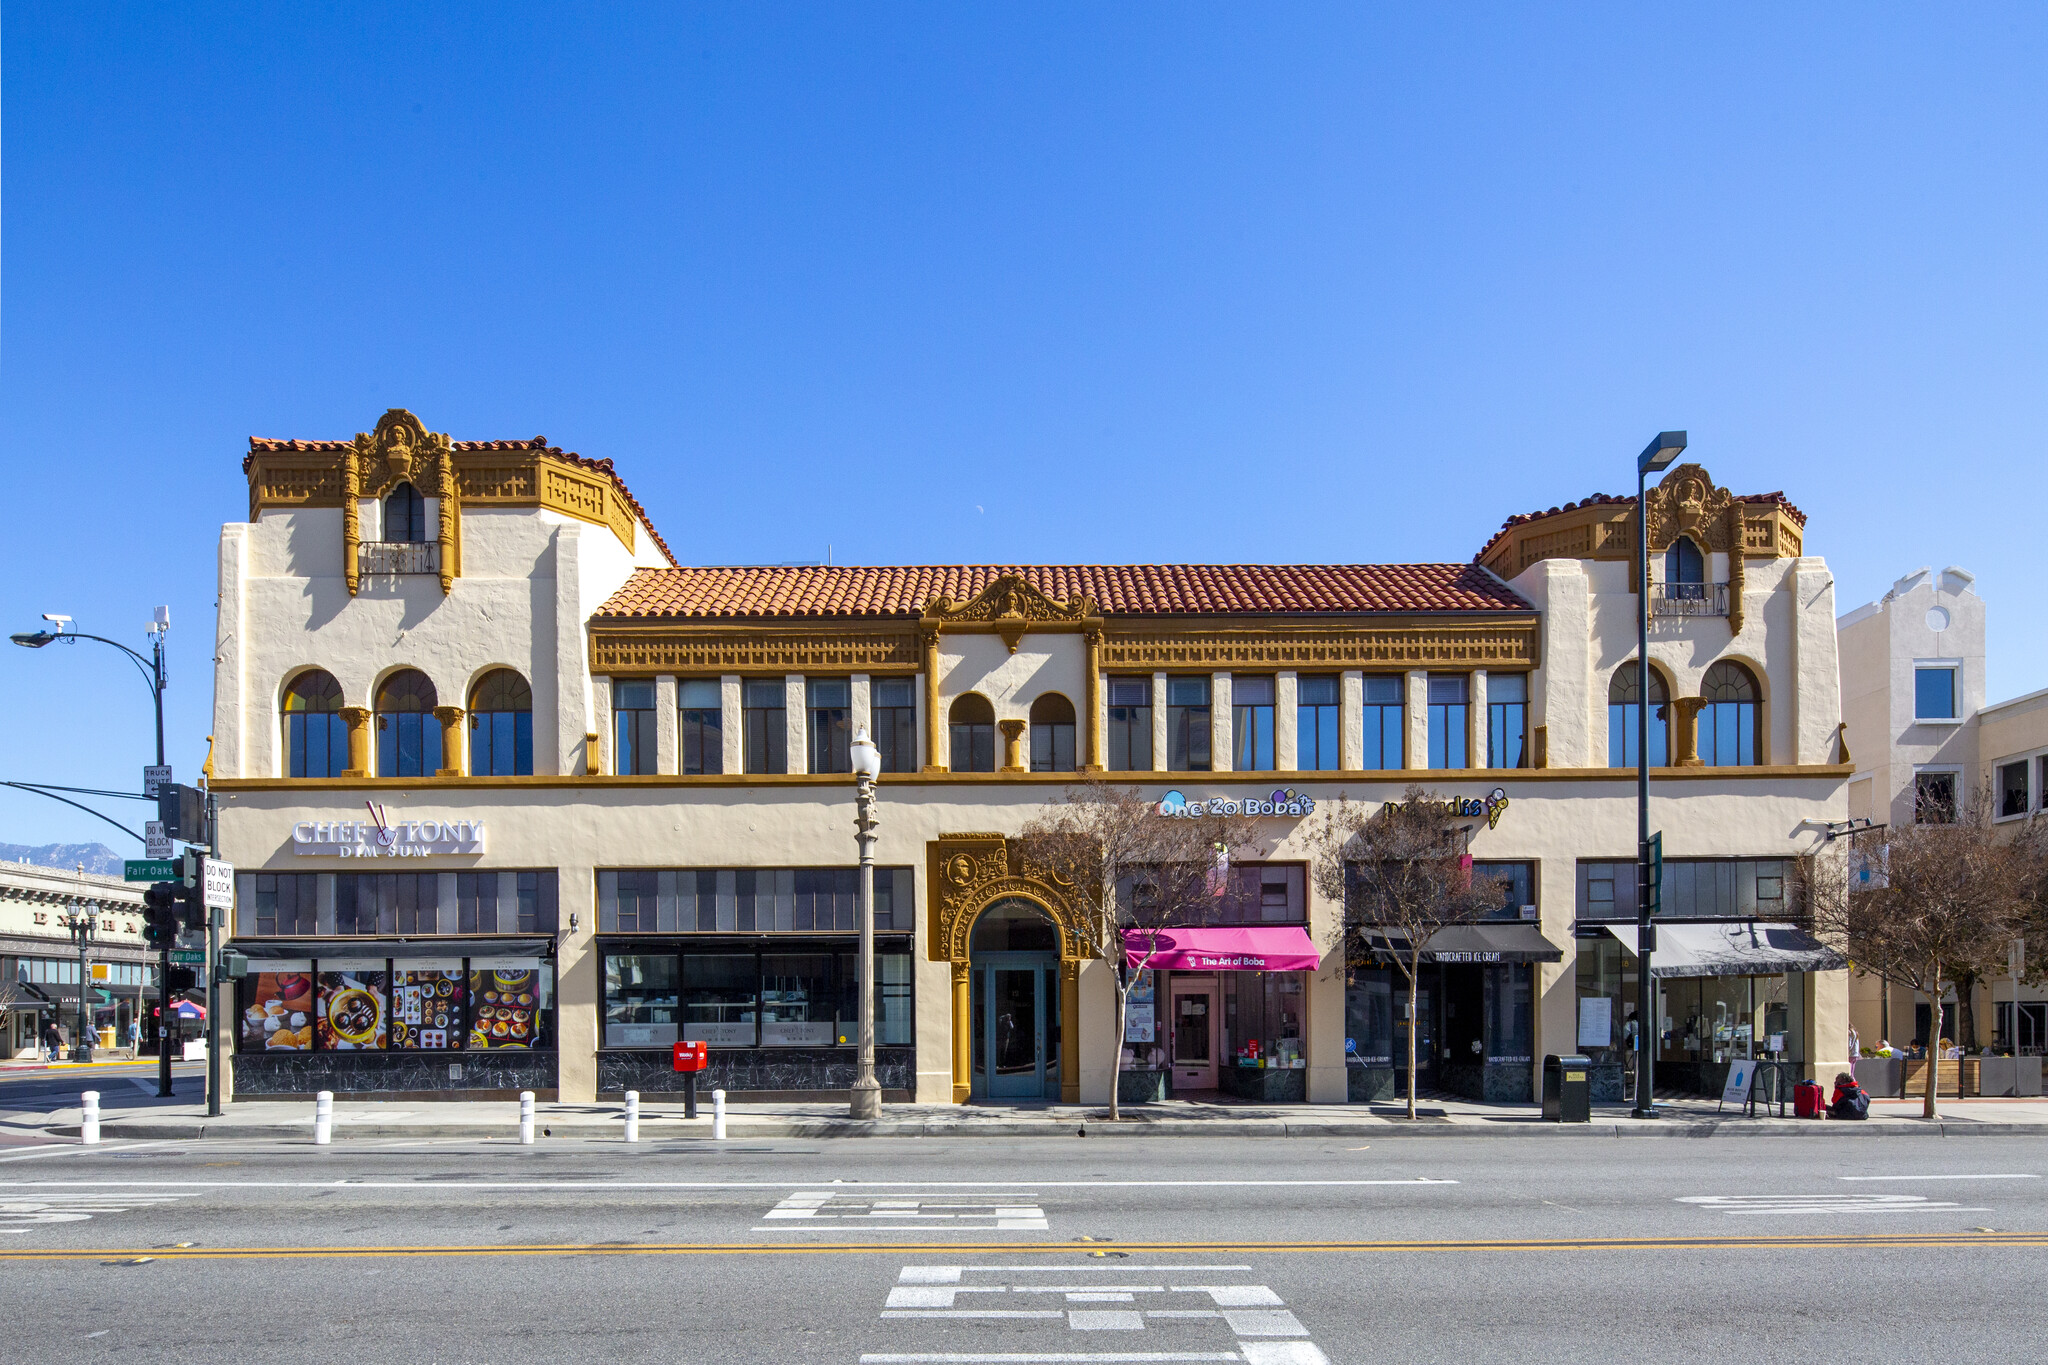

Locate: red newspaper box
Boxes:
[672,1040,708,1073]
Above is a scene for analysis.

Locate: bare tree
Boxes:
[1308,786,1505,1119]
[1013,783,1263,1121]
[1808,785,2048,1119]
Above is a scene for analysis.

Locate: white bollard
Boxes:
[80,1090,100,1145]
[314,1090,333,1146]
[712,1088,726,1141]
[624,1090,640,1144]
[519,1090,535,1145]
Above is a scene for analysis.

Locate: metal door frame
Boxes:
[1169,974,1220,1090]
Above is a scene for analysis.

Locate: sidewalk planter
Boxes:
[1901,1059,1963,1097]
[1346,1065,1396,1102]
[1219,1064,1306,1103]
[1117,1070,1170,1104]
[1853,1056,1902,1098]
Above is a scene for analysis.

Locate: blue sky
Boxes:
[4,4,2044,845]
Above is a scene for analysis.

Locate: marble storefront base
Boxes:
[1588,1062,1626,1104]
[233,1049,557,1099]
[1117,1070,1170,1103]
[1218,1065,1307,1102]
[1346,1066,1396,1102]
[597,1046,915,1100]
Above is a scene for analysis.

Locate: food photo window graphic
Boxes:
[236,957,554,1053]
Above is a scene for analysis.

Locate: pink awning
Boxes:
[1122,925,1321,973]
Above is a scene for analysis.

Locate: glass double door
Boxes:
[974,952,1058,1099]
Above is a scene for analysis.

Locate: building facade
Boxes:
[1,860,153,1056]
[207,410,1852,1105]
[1839,569,2048,1055]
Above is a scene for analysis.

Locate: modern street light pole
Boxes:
[849,726,883,1120]
[1634,431,1686,1120]
[61,900,98,1063]
[13,609,171,1094]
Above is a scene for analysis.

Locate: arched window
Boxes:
[1029,693,1076,773]
[376,669,441,777]
[1699,661,1760,766]
[1664,536,1706,602]
[468,670,533,776]
[282,670,348,778]
[383,482,427,543]
[1608,666,1669,769]
[949,693,996,773]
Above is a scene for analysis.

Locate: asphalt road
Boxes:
[1,1131,2043,1363]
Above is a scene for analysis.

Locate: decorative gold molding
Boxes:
[590,624,920,675]
[921,576,1099,653]
[998,719,1028,773]
[1097,620,1537,671]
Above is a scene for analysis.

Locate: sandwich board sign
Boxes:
[1718,1058,1757,1112]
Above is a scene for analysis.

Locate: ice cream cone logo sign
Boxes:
[292,803,487,857]
[1156,788,1318,819]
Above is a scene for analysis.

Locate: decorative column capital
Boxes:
[998,719,1028,773]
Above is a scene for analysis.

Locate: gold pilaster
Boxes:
[434,705,465,776]
[340,706,371,777]
[1083,627,1104,771]
[951,960,972,1104]
[921,627,945,772]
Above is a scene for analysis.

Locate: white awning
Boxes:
[1604,922,1846,979]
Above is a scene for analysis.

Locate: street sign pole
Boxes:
[204,792,226,1117]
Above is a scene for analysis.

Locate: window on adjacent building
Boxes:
[743,679,787,774]
[1486,673,1528,769]
[872,678,917,773]
[807,678,851,774]
[283,670,349,778]
[1297,675,1340,771]
[1608,666,1670,768]
[1231,676,1275,772]
[1427,674,1468,769]
[1699,661,1760,766]
[1029,693,1077,773]
[468,669,533,777]
[1167,677,1212,771]
[375,669,441,777]
[1915,666,1958,721]
[1916,771,1958,825]
[613,680,658,776]
[1107,678,1153,771]
[679,680,723,775]
[1999,760,2030,818]
[383,482,427,543]
[949,693,996,773]
[1363,675,1404,769]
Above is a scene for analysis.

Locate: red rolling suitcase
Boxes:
[1794,1079,1825,1118]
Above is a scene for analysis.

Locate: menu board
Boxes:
[391,966,466,1050]
[241,964,314,1051]
[317,966,389,1050]
[469,962,544,1049]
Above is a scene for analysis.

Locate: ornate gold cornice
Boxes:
[1476,464,1805,581]
[590,623,920,675]
[1096,618,1538,671]
[921,576,1100,653]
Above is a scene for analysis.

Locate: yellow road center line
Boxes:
[5,1233,2048,1261]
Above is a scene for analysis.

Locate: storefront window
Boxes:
[391,966,465,1050]
[684,953,758,1046]
[1216,864,1306,924]
[316,964,388,1050]
[762,952,835,1045]
[252,873,318,936]
[1122,970,1165,1072]
[1483,964,1533,1063]
[836,952,914,1046]
[1574,934,1634,1066]
[1223,971,1305,1068]
[240,966,314,1051]
[1344,967,1394,1067]
[470,962,549,1049]
[604,954,680,1047]
[1470,861,1534,920]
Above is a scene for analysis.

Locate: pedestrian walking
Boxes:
[41,1021,61,1063]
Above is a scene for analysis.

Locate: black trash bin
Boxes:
[1543,1054,1592,1123]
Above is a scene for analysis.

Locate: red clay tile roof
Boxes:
[244,435,676,566]
[1474,488,1809,562]
[594,563,1530,620]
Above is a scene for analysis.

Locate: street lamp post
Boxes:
[849,726,883,1120]
[14,609,173,1096]
[1634,430,1686,1120]
[61,901,98,1063]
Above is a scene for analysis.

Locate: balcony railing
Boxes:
[357,540,440,576]
[1651,581,1729,617]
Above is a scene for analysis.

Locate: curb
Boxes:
[50,1118,2039,1142]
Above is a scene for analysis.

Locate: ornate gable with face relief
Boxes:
[1644,463,1737,554]
[352,408,455,501]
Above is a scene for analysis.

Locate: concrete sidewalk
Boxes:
[29,1090,2048,1141]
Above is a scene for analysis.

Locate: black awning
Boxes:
[1358,922,1564,965]
[1604,922,1846,979]
[230,938,554,962]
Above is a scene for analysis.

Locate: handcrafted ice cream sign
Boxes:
[293,802,486,857]
[1156,788,1317,819]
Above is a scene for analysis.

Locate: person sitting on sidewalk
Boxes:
[1829,1071,1870,1120]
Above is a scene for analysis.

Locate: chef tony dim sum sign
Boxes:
[293,803,485,857]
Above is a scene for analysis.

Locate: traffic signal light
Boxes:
[158,783,205,842]
[1646,831,1664,915]
[142,882,177,946]
[164,968,197,992]
[177,849,206,933]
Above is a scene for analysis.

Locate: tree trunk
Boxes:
[1109,978,1126,1123]
[1405,957,1419,1121]
[1924,962,1942,1121]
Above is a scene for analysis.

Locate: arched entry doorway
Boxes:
[970,898,1061,1099]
